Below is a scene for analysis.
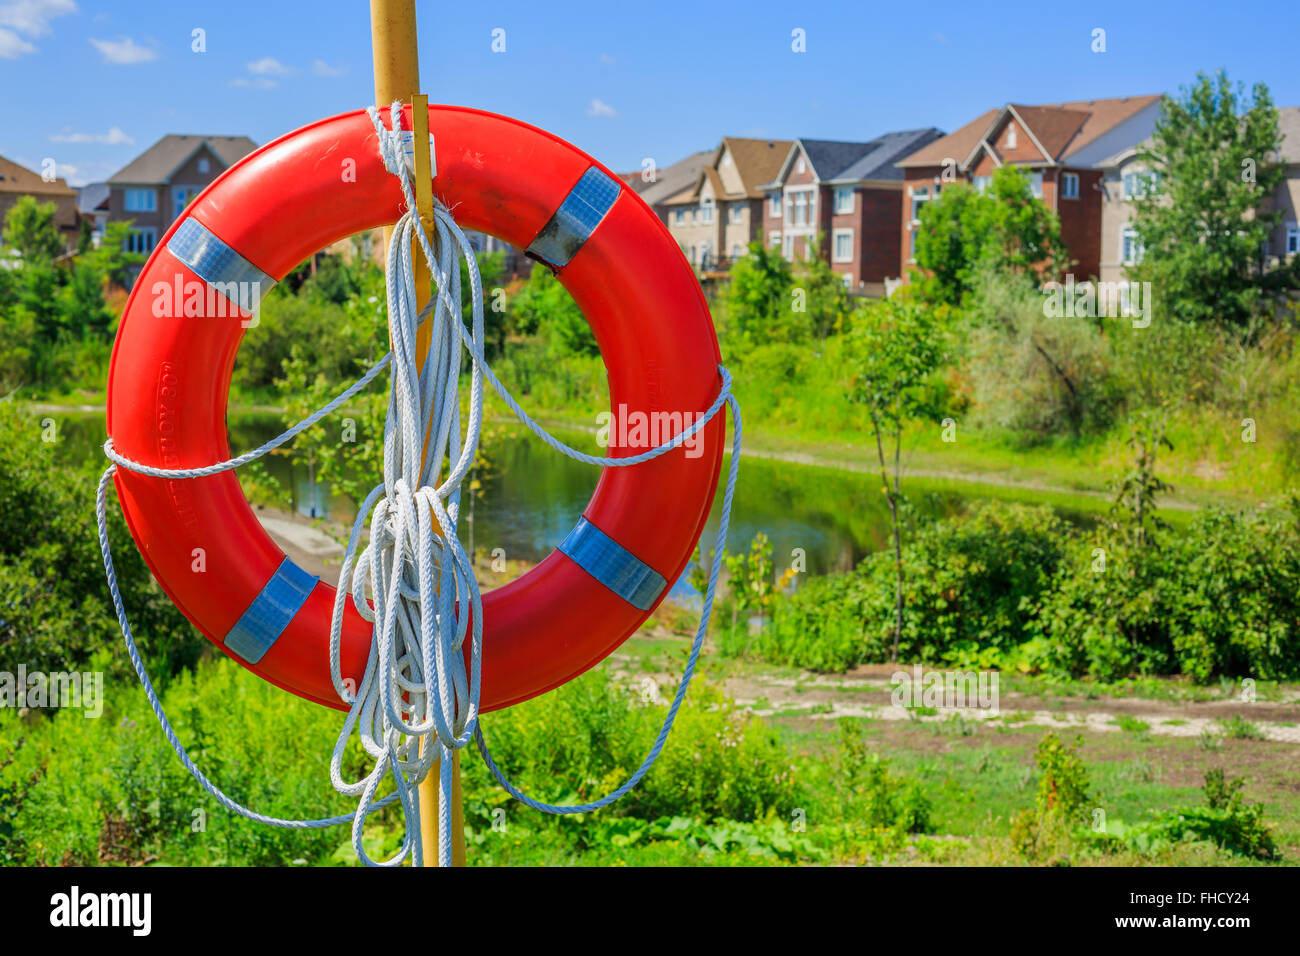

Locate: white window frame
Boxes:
[768,230,781,249]
[768,193,781,218]
[973,175,991,194]
[728,204,743,225]
[1006,125,1017,149]
[832,228,853,263]
[197,157,210,174]
[910,186,929,224]
[788,188,814,227]
[1026,171,1043,199]
[673,209,685,226]
[1286,224,1299,255]
[124,188,155,213]
[1062,172,1079,200]
[125,227,156,254]
[782,233,794,259]
[699,196,714,224]
[833,186,854,215]
[172,185,200,218]
[1121,225,1143,266]
[908,225,918,263]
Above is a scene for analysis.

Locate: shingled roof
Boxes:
[0,153,78,198]
[766,129,946,188]
[897,95,1162,169]
[664,137,794,206]
[107,134,257,185]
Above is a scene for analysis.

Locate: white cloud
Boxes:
[247,56,291,76]
[0,0,75,57]
[0,0,77,37]
[0,26,34,57]
[49,125,133,145]
[587,98,617,118]
[311,58,346,77]
[89,35,157,64]
[229,76,276,90]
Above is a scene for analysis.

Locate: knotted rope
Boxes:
[96,102,742,866]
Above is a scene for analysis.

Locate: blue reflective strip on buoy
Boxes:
[526,166,621,268]
[557,516,667,611]
[223,557,318,664]
[167,217,275,307]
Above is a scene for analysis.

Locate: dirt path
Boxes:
[611,647,1300,744]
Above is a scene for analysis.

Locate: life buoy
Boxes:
[106,104,725,714]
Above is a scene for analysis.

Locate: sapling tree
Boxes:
[849,296,945,661]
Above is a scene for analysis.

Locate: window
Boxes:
[782,234,793,259]
[728,205,743,225]
[731,244,743,260]
[841,272,853,289]
[1026,172,1043,199]
[768,230,781,249]
[910,186,929,223]
[1121,225,1144,266]
[1286,225,1299,255]
[700,197,713,224]
[125,228,156,254]
[1006,125,1017,149]
[832,229,853,262]
[124,188,156,212]
[833,186,854,214]
[973,175,991,194]
[172,185,200,219]
[785,191,806,227]
[198,157,210,174]
[796,157,806,174]
[768,193,781,218]
[673,209,685,226]
[1062,172,1079,200]
[908,227,918,261]
[1122,169,1158,200]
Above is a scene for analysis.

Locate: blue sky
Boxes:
[4,0,1298,187]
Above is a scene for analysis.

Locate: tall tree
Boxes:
[726,240,799,342]
[849,296,946,661]
[1132,71,1299,326]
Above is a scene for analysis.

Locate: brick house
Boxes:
[105,134,257,258]
[662,138,792,272]
[0,153,81,256]
[760,130,944,293]
[621,149,713,227]
[895,96,1163,282]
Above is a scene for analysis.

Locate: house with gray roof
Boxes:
[105,134,257,258]
[761,128,945,292]
[1095,104,1300,284]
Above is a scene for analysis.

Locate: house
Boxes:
[663,138,793,271]
[621,149,712,226]
[761,129,945,293]
[1095,105,1300,285]
[895,95,1164,282]
[77,183,110,247]
[0,153,81,255]
[105,134,257,257]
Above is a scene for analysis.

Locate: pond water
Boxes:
[58,411,1100,602]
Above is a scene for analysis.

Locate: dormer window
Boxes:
[1006,125,1018,149]
[198,157,210,174]
[796,157,806,174]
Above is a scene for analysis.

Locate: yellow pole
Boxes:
[369,0,466,868]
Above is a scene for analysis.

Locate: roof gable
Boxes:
[107,134,257,185]
[0,154,77,197]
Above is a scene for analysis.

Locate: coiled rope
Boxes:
[96,102,742,866]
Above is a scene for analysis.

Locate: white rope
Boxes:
[95,101,742,867]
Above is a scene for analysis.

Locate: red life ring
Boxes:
[106,104,725,714]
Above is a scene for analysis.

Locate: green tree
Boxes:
[914,167,1065,305]
[849,296,946,661]
[2,196,64,262]
[511,263,596,355]
[726,240,799,342]
[795,240,852,340]
[1131,71,1298,325]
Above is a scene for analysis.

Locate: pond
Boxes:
[57,410,1103,602]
